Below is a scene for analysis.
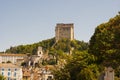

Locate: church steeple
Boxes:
[37,46,43,57]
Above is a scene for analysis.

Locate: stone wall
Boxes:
[55,23,74,41]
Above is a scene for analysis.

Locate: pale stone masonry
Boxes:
[104,67,114,80]
[55,23,74,41]
[99,67,114,80]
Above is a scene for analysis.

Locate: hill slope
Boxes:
[5,38,88,54]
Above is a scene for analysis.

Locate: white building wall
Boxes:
[0,67,22,80]
[0,55,25,64]
[0,56,2,63]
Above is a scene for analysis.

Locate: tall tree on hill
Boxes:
[89,13,120,68]
[53,51,99,80]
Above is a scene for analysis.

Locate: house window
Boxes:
[15,68,17,71]
[8,77,11,80]
[47,76,52,80]
[2,68,4,71]
[8,68,11,71]
[39,52,41,54]
[8,72,10,76]
[14,72,16,77]
[2,72,4,75]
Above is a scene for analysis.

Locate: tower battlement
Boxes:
[55,23,74,41]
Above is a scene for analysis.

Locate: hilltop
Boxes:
[5,38,88,54]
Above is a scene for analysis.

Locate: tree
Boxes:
[53,68,70,80]
[53,51,99,80]
[66,51,99,80]
[5,38,88,56]
[21,62,27,67]
[0,75,5,80]
[89,14,120,77]
[6,61,12,63]
[77,64,99,80]
[89,14,120,66]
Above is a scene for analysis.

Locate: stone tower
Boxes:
[37,46,43,57]
[55,23,74,41]
[104,67,114,80]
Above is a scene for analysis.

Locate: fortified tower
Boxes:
[55,23,74,41]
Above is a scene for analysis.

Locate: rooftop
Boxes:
[56,23,74,27]
[23,69,31,77]
[0,63,21,68]
[0,53,26,56]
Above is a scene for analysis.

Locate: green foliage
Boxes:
[89,15,120,67]
[54,39,71,52]
[89,13,120,77]
[71,40,88,51]
[53,13,120,80]
[5,38,88,55]
[42,59,56,65]
[21,62,27,67]
[5,38,56,54]
[77,64,99,80]
[0,75,5,80]
[53,51,99,80]
[42,59,48,65]
[67,51,99,80]
[6,61,11,63]
[53,68,70,80]
[47,59,56,65]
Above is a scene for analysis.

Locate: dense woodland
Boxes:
[2,13,120,80]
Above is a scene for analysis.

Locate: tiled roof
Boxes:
[0,63,21,68]
[23,69,31,77]
[0,53,26,56]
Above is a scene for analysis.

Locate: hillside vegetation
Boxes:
[5,38,88,54]
[88,13,120,78]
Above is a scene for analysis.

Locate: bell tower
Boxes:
[37,46,43,57]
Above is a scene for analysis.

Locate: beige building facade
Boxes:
[55,23,74,41]
[104,67,114,80]
[0,53,26,64]
[0,63,22,80]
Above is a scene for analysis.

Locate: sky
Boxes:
[0,0,120,52]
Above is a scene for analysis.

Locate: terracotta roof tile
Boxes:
[0,63,21,68]
[0,53,26,56]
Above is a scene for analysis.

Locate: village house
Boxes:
[26,46,43,67]
[22,68,31,80]
[0,53,26,65]
[0,63,22,80]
